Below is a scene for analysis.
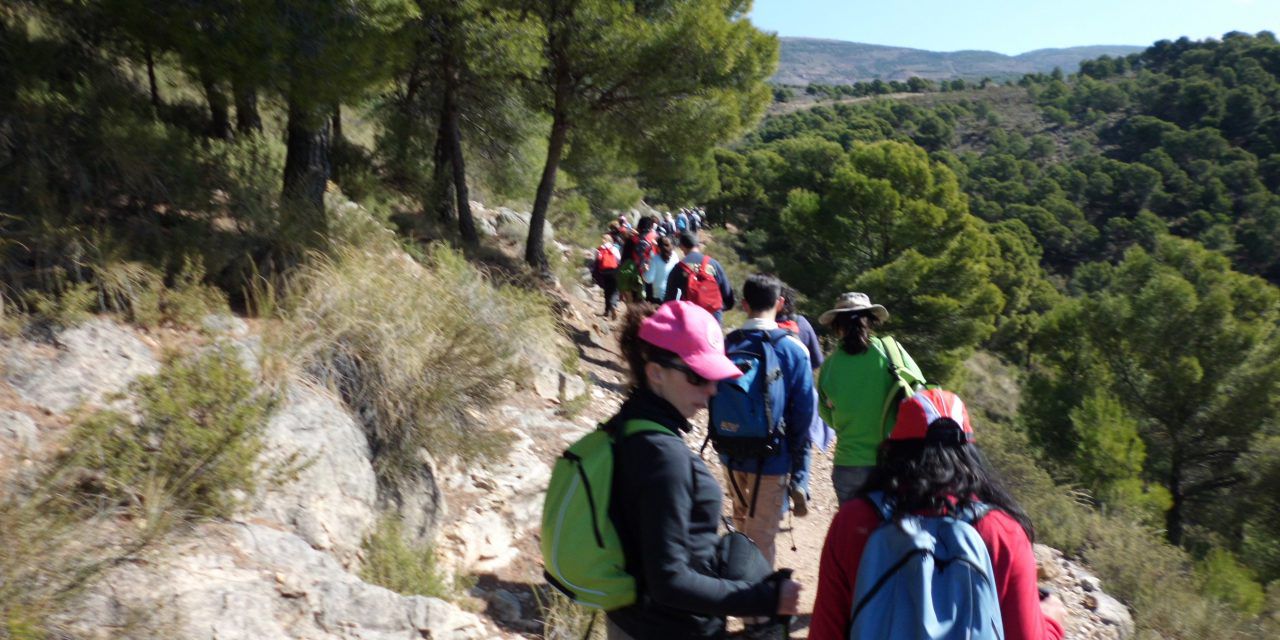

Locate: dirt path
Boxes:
[558,280,835,639]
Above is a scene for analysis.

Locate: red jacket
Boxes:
[811,498,1065,640]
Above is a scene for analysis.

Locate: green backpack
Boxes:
[541,419,670,610]
[876,337,927,438]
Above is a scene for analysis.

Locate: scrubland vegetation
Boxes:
[708,30,1280,637]
[4,0,1280,634]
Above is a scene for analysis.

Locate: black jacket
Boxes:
[607,388,779,639]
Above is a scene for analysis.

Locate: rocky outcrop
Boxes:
[1,318,159,413]
[0,317,499,640]
[71,522,496,640]
[1036,545,1135,640]
[252,380,383,566]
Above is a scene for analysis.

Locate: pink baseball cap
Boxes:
[638,301,742,381]
[888,389,975,442]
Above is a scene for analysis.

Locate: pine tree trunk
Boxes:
[526,81,571,270]
[428,114,457,223]
[233,79,262,134]
[440,55,477,246]
[281,98,331,243]
[145,44,161,111]
[201,71,232,140]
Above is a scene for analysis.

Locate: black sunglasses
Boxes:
[655,358,714,387]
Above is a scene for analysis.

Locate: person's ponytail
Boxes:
[834,312,878,355]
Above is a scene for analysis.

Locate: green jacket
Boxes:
[817,336,923,467]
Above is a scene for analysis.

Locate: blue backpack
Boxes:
[707,329,790,515]
[849,492,1004,640]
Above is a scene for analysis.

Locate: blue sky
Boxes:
[748,0,1280,55]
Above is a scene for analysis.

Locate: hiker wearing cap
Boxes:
[816,292,925,504]
[810,390,1067,640]
[710,274,815,569]
[606,301,802,639]
[663,231,735,325]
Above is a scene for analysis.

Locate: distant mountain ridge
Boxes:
[774,37,1145,85]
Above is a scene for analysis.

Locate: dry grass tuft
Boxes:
[274,243,563,486]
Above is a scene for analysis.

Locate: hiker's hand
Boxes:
[1040,593,1067,626]
[776,579,802,615]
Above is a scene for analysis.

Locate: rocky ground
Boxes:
[0,201,1135,639]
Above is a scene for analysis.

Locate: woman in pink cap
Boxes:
[810,389,1066,640]
[605,301,802,640]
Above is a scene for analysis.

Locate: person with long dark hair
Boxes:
[606,301,802,639]
[816,292,923,504]
[809,389,1067,640]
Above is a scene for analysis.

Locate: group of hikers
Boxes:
[546,221,1067,640]
[591,210,725,321]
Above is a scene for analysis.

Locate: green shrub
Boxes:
[359,517,463,599]
[0,487,159,640]
[1199,549,1266,616]
[1,452,173,639]
[57,346,275,519]
[277,243,562,486]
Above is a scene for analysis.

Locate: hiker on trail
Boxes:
[776,287,833,518]
[810,389,1067,640]
[710,274,815,570]
[619,217,658,303]
[675,209,690,233]
[606,301,802,639]
[643,235,680,303]
[663,231,735,324]
[593,233,622,319]
[688,208,701,233]
[662,212,677,237]
[816,292,925,504]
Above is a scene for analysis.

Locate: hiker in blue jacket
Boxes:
[715,274,815,569]
[607,301,801,639]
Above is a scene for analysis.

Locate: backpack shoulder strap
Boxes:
[865,491,894,522]
[619,419,674,438]
[699,255,712,272]
[880,336,926,387]
[955,500,991,524]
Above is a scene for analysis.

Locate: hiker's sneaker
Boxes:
[789,485,809,518]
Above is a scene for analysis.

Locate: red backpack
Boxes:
[595,245,619,271]
[680,256,724,313]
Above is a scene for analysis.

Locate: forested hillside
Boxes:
[774,37,1143,85]
[4,0,1280,635]
[710,30,1280,637]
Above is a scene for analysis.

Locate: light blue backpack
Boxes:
[849,491,1004,640]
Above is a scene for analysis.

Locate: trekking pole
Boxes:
[787,510,797,552]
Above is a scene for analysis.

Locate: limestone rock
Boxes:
[532,365,561,401]
[439,419,551,573]
[1090,591,1136,639]
[72,522,500,640]
[252,380,381,566]
[1,318,159,413]
[0,410,37,453]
